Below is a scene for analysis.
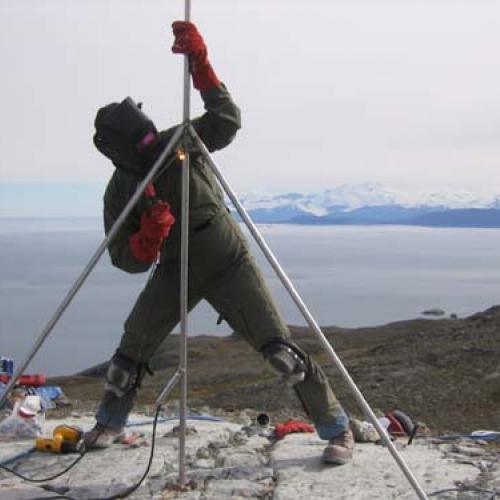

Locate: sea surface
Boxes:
[1,218,500,376]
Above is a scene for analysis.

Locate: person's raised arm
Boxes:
[171,21,241,152]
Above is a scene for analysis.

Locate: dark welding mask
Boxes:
[93,97,159,177]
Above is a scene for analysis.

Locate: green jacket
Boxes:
[103,84,241,273]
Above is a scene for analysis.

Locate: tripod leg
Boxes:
[156,368,183,406]
[0,125,185,409]
[188,124,429,500]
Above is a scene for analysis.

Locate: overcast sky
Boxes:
[0,0,499,216]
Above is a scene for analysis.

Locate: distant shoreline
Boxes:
[2,215,500,229]
[238,207,500,229]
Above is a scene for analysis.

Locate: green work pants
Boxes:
[98,213,348,439]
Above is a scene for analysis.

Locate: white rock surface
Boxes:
[271,433,483,500]
[1,413,498,499]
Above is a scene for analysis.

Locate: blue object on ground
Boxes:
[0,384,63,401]
[0,385,63,410]
[437,431,500,442]
[127,414,225,427]
[34,386,64,410]
[35,386,63,401]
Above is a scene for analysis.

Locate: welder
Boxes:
[85,20,354,465]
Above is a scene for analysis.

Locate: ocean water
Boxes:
[1,218,500,376]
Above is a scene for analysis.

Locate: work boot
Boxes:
[322,427,354,465]
[83,423,124,450]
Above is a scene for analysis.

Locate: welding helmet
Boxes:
[93,97,159,177]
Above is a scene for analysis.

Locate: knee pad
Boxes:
[261,339,309,385]
[104,351,150,399]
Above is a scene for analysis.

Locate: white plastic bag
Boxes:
[0,396,44,439]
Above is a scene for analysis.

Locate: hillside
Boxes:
[51,305,500,433]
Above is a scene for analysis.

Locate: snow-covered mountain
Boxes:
[234,184,500,227]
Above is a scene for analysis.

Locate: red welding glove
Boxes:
[274,420,315,440]
[129,200,175,262]
[171,21,221,91]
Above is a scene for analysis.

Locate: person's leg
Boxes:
[92,262,201,438]
[202,216,350,444]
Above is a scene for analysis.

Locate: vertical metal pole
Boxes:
[189,126,429,500]
[178,0,192,486]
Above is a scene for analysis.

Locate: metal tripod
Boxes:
[0,2,429,498]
